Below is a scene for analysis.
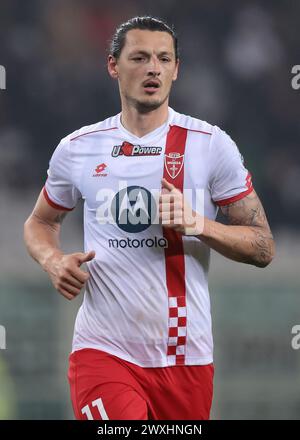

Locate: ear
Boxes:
[107,55,119,79]
[172,58,179,82]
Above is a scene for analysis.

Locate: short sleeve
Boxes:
[209,125,253,206]
[43,136,81,211]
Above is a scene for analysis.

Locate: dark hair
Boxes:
[109,16,179,60]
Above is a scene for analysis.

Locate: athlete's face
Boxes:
[108,29,179,112]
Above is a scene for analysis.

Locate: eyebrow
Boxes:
[129,50,174,57]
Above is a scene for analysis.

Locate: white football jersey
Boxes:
[44,107,253,367]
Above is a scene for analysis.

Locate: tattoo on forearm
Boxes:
[249,227,274,266]
[221,194,266,227]
[220,191,275,266]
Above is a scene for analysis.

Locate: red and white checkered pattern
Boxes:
[167,296,187,365]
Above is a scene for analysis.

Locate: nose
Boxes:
[147,55,161,76]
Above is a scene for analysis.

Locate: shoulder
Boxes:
[209,125,243,162]
[171,108,237,147]
[60,114,119,145]
[171,110,245,171]
[170,108,213,136]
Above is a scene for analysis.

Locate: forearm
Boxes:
[198,217,275,267]
[24,216,63,271]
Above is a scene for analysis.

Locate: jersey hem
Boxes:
[71,344,213,368]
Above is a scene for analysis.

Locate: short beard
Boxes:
[125,92,169,114]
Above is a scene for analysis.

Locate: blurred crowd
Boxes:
[0,0,299,229]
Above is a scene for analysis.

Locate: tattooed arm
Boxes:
[199,190,275,267]
[159,179,274,268]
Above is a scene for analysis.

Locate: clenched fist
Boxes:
[159,178,204,236]
[44,250,95,300]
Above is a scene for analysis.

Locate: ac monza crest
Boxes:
[164,152,184,179]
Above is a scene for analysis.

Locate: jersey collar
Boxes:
[117,107,175,143]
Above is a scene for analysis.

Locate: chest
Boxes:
[76,134,209,191]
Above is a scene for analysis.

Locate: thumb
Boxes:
[161,178,177,192]
[78,250,96,264]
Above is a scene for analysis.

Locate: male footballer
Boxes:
[24,16,275,420]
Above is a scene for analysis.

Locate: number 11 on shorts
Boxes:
[81,397,109,420]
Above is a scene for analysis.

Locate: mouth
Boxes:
[142,79,161,94]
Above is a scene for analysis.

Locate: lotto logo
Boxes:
[93,163,108,177]
[95,163,106,173]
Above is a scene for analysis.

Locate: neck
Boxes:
[120,101,169,137]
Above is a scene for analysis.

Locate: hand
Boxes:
[44,250,96,300]
[159,178,204,236]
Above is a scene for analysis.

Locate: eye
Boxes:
[161,57,171,63]
[132,57,145,62]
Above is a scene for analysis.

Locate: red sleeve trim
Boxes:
[215,186,254,206]
[43,186,74,211]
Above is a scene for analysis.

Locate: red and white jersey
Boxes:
[44,107,253,367]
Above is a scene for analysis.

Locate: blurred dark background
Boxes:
[1,0,300,229]
[0,0,299,420]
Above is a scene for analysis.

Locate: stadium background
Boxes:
[0,0,299,419]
